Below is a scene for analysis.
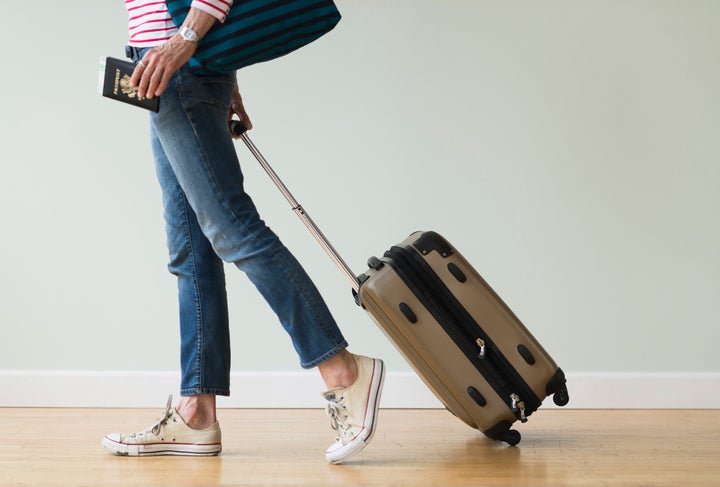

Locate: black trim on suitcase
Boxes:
[413,231,455,257]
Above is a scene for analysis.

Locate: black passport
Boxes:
[99,56,160,112]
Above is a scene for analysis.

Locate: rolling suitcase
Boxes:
[357,231,569,445]
[232,123,569,445]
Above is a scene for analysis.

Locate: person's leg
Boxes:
[175,394,217,430]
[101,113,230,457]
[151,124,231,428]
[318,348,357,387]
[149,65,348,370]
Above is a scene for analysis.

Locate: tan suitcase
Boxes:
[356,231,568,444]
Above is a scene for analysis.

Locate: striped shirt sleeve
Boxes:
[190,0,233,22]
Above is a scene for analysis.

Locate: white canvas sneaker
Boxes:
[323,355,385,464]
[102,396,222,456]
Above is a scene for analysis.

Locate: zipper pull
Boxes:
[510,393,528,423]
[476,338,486,359]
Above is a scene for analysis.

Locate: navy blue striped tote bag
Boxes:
[166,0,341,75]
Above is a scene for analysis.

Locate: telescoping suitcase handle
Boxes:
[231,121,360,293]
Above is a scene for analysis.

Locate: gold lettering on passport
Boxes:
[113,69,120,95]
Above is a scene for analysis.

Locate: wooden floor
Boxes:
[0,408,718,487]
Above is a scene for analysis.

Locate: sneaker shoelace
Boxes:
[129,395,174,440]
[325,396,353,443]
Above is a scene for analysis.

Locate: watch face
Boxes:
[181,27,198,42]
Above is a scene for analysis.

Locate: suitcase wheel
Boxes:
[546,368,569,407]
[553,385,570,407]
[503,429,522,446]
[484,421,522,446]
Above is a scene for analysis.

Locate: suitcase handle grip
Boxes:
[230,120,248,137]
[230,120,360,292]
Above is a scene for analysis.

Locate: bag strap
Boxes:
[232,122,360,292]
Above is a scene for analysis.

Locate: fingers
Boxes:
[234,108,253,130]
[132,57,168,101]
[130,60,146,93]
[230,92,253,130]
[131,55,157,100]
[228,103,253,138]
[131,41,192,100]
[228,115,251,138]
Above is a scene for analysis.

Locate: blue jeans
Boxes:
[131,49,348,396]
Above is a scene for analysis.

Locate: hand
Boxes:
[130,8,217,100]
[228,83,253,137]
[131,34,198,100]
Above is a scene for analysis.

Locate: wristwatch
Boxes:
[179,26,200,43]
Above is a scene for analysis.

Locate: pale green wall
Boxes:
[1,1,718,374]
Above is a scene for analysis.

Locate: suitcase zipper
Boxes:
[476,338,486,359]
[510,393,528,423]
[383,246,541,419]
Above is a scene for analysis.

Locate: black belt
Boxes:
[125,45,143,62]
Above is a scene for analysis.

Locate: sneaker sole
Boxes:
[102,436,221,457]
[327,358,386,464]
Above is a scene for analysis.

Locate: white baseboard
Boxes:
[0,370,718,409]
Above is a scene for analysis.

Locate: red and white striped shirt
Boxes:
[125,0,233,47]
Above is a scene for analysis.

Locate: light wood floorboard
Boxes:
[0,408,718,486]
